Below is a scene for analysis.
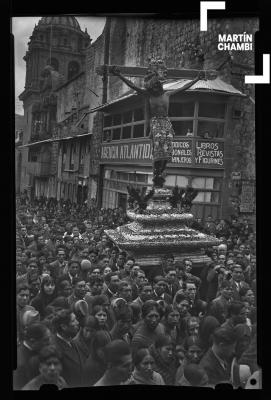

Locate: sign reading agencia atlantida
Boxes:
[100,138,224,169]
[217,32,253,51]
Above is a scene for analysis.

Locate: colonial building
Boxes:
[54,69,92,204]
[15,114,25,194]
[18,16,91,199]
[17,16,257,223]
[86,17,257,223]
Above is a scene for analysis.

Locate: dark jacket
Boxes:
[199,348,231,386]
[71,330,92,365]
[13,343,40,389]
[153,291,172,305]
[229,280,250,301]
[30,292,56,319]
[53,334,83,387]
[83,354,107,386]
[166,281,180,298]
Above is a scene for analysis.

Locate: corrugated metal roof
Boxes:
[164,77,245,96]
[95,77,246,112]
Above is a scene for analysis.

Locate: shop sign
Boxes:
[101,138,224,169]
[194,140,224,167]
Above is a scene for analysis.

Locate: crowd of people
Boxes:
[14,193,259,389]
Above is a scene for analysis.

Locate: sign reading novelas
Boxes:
[101,138,224,168]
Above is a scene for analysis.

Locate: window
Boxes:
[62,144,67,170]
[134,108,144,121]
[171,121,193,136]
[136,174,148,183]
[79,142,85,167]
[191,177,221,203]
[104,115,112,127]
[169,102,194,117]
[103,130,111,141]
[122,126,132,139]
[103,107,147,142]
[123,110,133,123]
[47,58,59,71]
[165,175,189,187]
[198,102,225,118]
[112,128,121,140]
[112,114,121,125]
[197,121,225,138]
[133,124,144,138]
[68,61,80,80]
[69,143,75,169]
[28,152,38,162]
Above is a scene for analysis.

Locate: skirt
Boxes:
[150,116,174,162]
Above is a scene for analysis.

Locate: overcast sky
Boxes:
[12,16,106,115]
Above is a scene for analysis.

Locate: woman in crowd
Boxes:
[15,195,258,389]
[131,301,163,351]
[127,348,165,385]
[83,330,112,386]
[149,334,177,385]
[30,276,57,319]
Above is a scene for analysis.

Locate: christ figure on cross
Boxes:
[110,59,204,188]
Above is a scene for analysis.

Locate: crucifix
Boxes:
[96,58,218,188]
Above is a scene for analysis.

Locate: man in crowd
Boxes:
[94,340,133,386]
[199,327,237,386]
[15,194,257,389]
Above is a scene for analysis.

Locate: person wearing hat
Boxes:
[79,259,92,281]
[21,309,40,336]
[110,304,133,344]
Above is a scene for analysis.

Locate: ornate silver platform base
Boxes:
[105,188,221,269]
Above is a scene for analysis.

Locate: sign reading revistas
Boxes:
[101,138,224,169]
[195,140,224,167]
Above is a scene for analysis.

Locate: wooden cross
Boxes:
[96,64,218,80]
